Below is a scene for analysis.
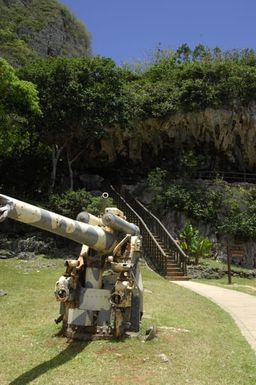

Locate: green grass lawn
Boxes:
[0,256,256,385]
[202,258,254,273]
[196,277,256,296]
[196,259,256,296]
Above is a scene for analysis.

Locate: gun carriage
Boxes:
[0,193,143,339]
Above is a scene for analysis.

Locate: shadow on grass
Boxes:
[9,340,89,385]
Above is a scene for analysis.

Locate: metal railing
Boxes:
[194,170,256,183]
[128,196,187,274]
[107,185,187,277]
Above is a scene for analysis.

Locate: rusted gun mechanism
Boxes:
[0,193,143,339]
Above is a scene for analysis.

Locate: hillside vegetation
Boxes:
[2,6,256,240]
[127,45,256,118]
[0,0,91,66]
[146,167,256,241]
[1,46,256,196]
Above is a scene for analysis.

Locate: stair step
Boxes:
[166,265,179,269]
[109,189,189,282]
[166,263,177,267]
[166,270,184,276]
[166,275,190,281]
[166,268,182,274]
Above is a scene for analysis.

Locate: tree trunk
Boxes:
[49,144,64,194]
[67,152,74,191]
[66,147,85,190]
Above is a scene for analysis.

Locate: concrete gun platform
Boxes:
[174,281,256,353]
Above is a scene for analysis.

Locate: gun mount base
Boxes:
[0,193,143,340]
[65,325,113,341]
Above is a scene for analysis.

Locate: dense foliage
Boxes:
[48,189,113,218]
[19,56,131,192]
[2,41,256,208]
[147,168,256,241]
[0,58,40,155]
[127,45,256,118]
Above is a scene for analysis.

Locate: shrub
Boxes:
[147,174,256,241]
[147,167,168,191]
[179,223,213,265]
[86,196,113,216]
[48,189,114,219]
[48,189,95,218]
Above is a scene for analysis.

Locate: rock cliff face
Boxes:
[158,105,256,168]
[0,0,91,66]
[98,105,256,171]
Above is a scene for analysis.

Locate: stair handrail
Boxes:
[119,187,187,275]
[194,169,256,183]
[134,198,187,258]
[108,185,168,276]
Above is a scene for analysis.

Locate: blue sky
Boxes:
[60,0,256,65]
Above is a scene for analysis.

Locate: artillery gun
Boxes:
[0,193,143,339]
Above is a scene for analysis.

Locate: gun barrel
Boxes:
[0,194,115,252]
[76,211,103,227]
[102,212,140,235]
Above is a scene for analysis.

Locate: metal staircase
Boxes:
[107,185,189,281]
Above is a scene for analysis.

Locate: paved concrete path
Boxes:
[174,281,256,353]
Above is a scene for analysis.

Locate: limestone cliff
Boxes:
[0,0,91,66]
[98,105,256,171]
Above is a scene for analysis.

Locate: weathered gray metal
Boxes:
[0,193,143,339]
[76,211,103,227]
[102,212,140,236]
[0,194,115,252]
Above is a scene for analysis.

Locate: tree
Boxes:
[20,56,129,192]
[212,47,222,61]
[0,57,40,155]
[176,43,192,62]
[192,44,211,62]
